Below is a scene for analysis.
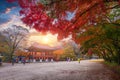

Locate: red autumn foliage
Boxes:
[7,0,120,42]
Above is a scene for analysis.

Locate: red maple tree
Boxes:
[7,0,120,42]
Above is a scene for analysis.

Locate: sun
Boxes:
[42,36,50,44]
[29,32,59,47]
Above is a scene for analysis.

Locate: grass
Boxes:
[104,61,119,67]
[89,59,104,62]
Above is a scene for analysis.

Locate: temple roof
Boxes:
[27,42,63,52]
[28,46,55,52]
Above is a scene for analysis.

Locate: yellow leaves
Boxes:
[53,49,64,55]
[15,50,28,56]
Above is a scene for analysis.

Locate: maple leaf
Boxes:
[7,0,120,42]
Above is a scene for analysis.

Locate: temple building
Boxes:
[27,46,62,61]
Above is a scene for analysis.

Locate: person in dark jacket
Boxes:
[22,58,26,65]
[12,58,16,66]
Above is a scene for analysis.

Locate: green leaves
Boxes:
[80,23,120,64]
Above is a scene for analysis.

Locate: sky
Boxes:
[0,0,20,26]
[0,0,76,50]
[0,0,62,49]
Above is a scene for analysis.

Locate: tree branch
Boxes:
[66,2,99,31]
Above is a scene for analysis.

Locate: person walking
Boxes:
[78,58,81,63]
[12,58,16,66]
[22,58,26,65]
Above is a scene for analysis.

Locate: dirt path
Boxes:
[0,60,119,80]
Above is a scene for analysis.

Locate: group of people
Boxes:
[11,57,54,65]
[12,57,26,65]
[33,58,54,63]
[66,58,81,63]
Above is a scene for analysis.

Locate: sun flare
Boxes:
[29,32,59,47]
[43,37,49,43]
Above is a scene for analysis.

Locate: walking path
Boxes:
[0,60,119,80]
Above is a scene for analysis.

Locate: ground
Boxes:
[0,60,119,80]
